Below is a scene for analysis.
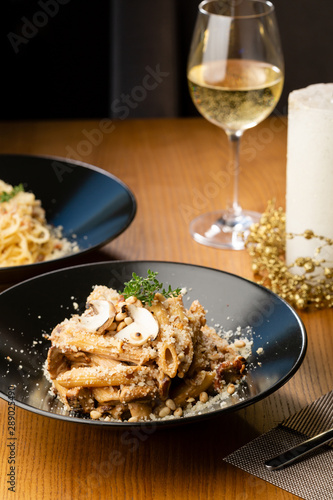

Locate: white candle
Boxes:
[286,83,333,273]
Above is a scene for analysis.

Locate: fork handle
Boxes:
[265,428,333,470]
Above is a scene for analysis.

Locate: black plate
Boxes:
[0,154,136,283]
[0,261,307,428]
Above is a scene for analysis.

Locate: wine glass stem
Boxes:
[227,130,243,216]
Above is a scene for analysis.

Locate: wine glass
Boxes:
[187,0,284,249]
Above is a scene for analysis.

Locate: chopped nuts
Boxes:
[165,399,176,411]
[199,391,209,403]
[154,293,165,302]
[159,406,171,418]
[234,339,246,348]
[173,407,183,417]
[90,410,102,420]
[116,301,126,312]
[125,296,137,304]
[116,321,126,332]
[227,384,235,395]
[116,311,127,322]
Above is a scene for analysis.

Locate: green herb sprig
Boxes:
[121,270,181,306]
[0,183,24,203]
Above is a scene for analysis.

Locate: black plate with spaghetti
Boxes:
[0,154,136,283]
[0,261,307,428]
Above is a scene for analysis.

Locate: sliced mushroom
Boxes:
[46,346,70,379]
[114,304,159,346]
[78,300,116,334]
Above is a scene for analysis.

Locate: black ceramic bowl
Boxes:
[0,154,136,283]
[0,261,307,428]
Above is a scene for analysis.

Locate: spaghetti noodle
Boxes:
[0,180,79,267]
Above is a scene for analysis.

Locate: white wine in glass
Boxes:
[187,0,284,250]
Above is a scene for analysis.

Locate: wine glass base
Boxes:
[189,209,261,250]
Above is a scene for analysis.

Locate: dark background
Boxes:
[1,0,333,120]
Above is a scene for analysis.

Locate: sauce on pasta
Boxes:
[45,284,252,422]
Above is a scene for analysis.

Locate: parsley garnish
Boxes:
[121,270,181,306]
[0,183,24,203]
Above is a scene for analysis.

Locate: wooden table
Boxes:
[0,117,331,500]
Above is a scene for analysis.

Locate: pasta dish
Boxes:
[45,277,250,422]
[0,180,78,267]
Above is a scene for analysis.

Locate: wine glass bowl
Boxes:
[187,0,284,249]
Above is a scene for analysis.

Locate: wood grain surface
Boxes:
[0,117,332,500]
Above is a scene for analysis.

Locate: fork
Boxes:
[265,428,333,470]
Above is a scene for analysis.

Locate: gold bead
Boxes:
[296,298,306,309]
[303,230,314,239]
[304,261,315,272]
[324,267,333,278]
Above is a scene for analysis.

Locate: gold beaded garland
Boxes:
[245,200,333,310]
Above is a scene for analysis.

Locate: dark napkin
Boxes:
[224,391,333,500]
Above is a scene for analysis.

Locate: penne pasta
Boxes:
[150,295,193,378]
[92,386,120,403]
[171,370,216,407]
[45,281,250,421]
[56,365,151,389]
[158,342,179,378]
[119,385,157,403]
[164,295,194,377]
[128,402,152,419]
[51,327,155,365]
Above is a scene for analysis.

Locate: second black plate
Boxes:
[0,154,136,283]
